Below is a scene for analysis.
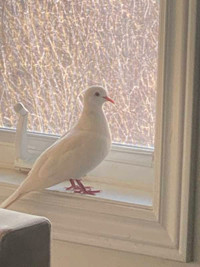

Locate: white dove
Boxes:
[1,86,114,209]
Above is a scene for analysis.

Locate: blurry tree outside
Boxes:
[0,0,159,147]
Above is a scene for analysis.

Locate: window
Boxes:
[0,0,157,200]
[0,0,159,147]
[0,0,198,262]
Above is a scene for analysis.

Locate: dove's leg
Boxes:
[75,179,100,195]
[65,179,79,191]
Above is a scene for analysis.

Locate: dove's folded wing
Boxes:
[38,136,83,179]
[22,131,86,191]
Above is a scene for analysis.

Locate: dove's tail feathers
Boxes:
[0,189,25,209]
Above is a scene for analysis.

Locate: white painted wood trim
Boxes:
[0,178,191,262]
[153,0,198,261]
[0,0,198,262]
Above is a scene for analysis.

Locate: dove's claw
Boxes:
[75,179,101,195]
[75,189,100,195]
[84,190,101,195]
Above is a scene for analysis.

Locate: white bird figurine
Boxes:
[1,86,114,209]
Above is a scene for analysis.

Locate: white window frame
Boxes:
[0,0,198,262]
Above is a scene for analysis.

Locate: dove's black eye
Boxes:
[95,92,100,97]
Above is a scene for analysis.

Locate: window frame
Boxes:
[0,0,198,262]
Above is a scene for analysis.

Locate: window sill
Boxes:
[0,168,152,211]
[0,167,186,262]
[0,167,159,255]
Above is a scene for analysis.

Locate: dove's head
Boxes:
[83,86,114,108]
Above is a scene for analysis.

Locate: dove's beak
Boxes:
[103,96,115,104]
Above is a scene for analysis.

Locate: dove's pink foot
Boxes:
[65,179,100,195]
[65,179,93,191]
[74,179,101,195]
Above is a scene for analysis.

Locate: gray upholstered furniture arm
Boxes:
[0,209,51,267]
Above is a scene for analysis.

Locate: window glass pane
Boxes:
[0,0,159,147]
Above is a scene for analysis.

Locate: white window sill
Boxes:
[0,168,152,208]
[0,164,190,263]
[0,167,157,257]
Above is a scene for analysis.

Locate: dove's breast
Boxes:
[70,131,111,178]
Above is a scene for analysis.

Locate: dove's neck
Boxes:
[76,105,110,137]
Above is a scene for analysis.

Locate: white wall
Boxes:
[51,147,200,267]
